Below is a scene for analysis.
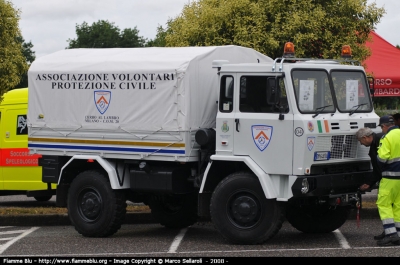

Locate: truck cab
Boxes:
[198,44,378,243]
[214,56,374,196]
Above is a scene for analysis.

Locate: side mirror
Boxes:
[370,88,375,96]
[266,78,278,105]
[367,76,375,97]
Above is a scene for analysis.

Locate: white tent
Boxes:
[28,46,272,134]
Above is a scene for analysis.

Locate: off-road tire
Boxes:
[68,170,126,237]
[210,172,285,244]
[148,192,198,228]
[286,203,350,233]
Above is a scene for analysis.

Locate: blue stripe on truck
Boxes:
[28,143,186,155]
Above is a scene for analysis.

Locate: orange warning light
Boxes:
[283,42,295,58]
[341,45,352,58]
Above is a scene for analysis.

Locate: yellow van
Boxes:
[0,88,55,201]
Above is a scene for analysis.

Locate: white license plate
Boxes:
[314,151,330,161]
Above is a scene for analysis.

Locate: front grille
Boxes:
[310,161,371,175]
[315,135,369,160]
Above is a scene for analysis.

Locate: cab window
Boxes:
[219,76,234,113]
[292,70,335,113]
[331,71,372,113]
[239,76,288,113]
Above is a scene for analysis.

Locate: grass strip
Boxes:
[0,205,150,215]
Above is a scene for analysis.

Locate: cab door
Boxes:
[233,74,294,175]
[215,75,236,156]
[1,106,44,191]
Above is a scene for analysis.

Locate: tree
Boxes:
[67,20,146,49]
[146,25,168,47]
[0,0,29,97]
[14,36,36,89]
[164,0,385,61]
[120,28,146,47]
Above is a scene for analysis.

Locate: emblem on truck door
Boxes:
[94,91,111,114]
[16,115,28,135]
[221,121,229,133]
[251,125,273,151]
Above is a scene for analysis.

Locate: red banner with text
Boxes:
[0,148,41,166]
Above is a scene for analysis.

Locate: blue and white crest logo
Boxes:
[307,137,315,151]
[94,91,111,114]
[251,125,273,151]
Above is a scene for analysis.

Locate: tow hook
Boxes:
[328,194,360,207]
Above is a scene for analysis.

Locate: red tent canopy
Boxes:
[364,31,400,97]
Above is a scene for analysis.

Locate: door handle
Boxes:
[235,119,240,132]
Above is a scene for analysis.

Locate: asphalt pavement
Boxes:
[0,190,380,226]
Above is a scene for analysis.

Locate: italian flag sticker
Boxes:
[317,120,330,133]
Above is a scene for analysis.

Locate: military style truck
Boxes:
[27,45,378,244]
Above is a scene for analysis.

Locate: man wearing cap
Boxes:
[375,115,400,246]
[356,127,383,192]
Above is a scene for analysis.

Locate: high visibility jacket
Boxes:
[377,126,400,178]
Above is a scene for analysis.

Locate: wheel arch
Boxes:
[200,155,278,199]
[59,155,129,189]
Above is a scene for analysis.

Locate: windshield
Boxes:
[292,70,335,113]
[331,71,372,113]
[292,69,372,114]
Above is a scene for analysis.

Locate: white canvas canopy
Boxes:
[28,46,272,135]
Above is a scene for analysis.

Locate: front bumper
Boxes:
[292,170,372,197]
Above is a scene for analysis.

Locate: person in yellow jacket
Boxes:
[376,115,400,246]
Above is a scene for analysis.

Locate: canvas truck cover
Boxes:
[28,46,271,134]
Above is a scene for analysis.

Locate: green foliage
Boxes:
[14,36,36,89]
[146,25,168,47]
[373,97,400,111]
[67,20,146,48]
[164,0,385,61]
[0,0,29,97]
[374,109,392,117]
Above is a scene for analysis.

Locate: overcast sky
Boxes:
[10,0,400,59]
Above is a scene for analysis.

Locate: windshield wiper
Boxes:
[312,105,333,118]
[349,103,368,116]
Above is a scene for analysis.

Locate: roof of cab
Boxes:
[0,88,28,106]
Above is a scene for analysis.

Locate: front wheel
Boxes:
[210,172,284,244]
[68,170,126,237]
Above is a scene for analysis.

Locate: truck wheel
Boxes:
[67,170,126,237]
[210,172,284,244]
[286,203,350,233]
[34,195,52,202]
[148,192,198,228]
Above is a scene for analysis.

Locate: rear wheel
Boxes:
[68,170,126,237]
[286,202,350,233]
[148,192,198,228]
[210,172,284,244]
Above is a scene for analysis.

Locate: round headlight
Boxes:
[301,178,309,194]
